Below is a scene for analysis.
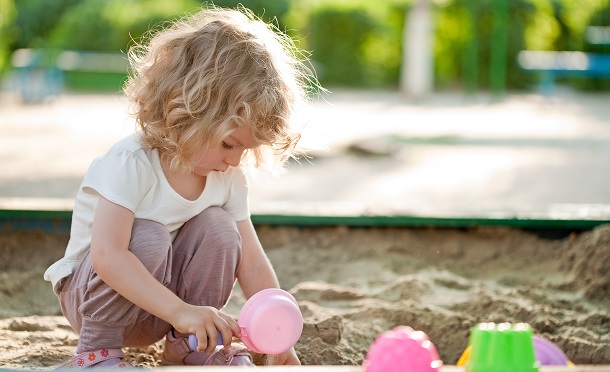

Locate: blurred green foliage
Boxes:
[3,0,610,92]
[207,0,291,30]
[436,0,538,90]
[46,0,203,51]
[0,0,16,72]
[285,0,405,87]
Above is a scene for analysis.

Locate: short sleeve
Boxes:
[222,168,250,221]
[81,148,154,213]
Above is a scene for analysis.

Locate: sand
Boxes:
[0,224,609,369]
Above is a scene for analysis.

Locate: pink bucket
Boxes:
[189,288,303,355]
[238,288,303,354]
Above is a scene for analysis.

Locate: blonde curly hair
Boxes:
[123,5,316,175]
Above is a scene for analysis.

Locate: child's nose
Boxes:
[226,150,243,167]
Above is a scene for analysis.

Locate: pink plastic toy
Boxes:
[189,288,303,355]
[363,326,443,372]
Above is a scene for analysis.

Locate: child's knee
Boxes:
[197,207,241,242]
[195,208,242,262]
[130,219,171,272]
[199,206,237,226]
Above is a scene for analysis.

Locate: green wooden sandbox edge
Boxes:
[1,208,609,234]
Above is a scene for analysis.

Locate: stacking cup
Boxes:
[533,335,571,366]
[466,322,539,372]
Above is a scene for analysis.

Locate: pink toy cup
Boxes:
[238,288,303,354]
[188,288,303,355]
[364,326,443,372]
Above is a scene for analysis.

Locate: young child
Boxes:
[44,5,316,367]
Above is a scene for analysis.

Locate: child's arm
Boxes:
[235,219,280,294]
[90,196,241,354]
[236,219,301,365]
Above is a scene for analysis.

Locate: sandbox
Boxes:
[0,208,609,369]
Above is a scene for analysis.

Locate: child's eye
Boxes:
[222,141,233,150]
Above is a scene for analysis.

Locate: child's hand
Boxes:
[173,303,241,355]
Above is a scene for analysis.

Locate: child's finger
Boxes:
[219,312,241,338]
[205,325,218,354]
[214,316,234,348]
[195,330,208,353]
[216,330,228,348]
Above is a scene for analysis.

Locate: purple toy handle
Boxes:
[188,332,224,351]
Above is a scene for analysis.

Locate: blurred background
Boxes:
[2,0,610,95]
[1,0,610,218]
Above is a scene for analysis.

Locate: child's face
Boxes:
[191,126,259,176]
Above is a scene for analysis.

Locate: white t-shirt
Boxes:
[44,133,250,289]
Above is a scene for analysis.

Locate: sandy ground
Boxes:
[0,223,609,369]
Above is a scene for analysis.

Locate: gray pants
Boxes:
[56,207,242,353]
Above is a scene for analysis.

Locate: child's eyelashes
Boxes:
[222,141,234,150]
